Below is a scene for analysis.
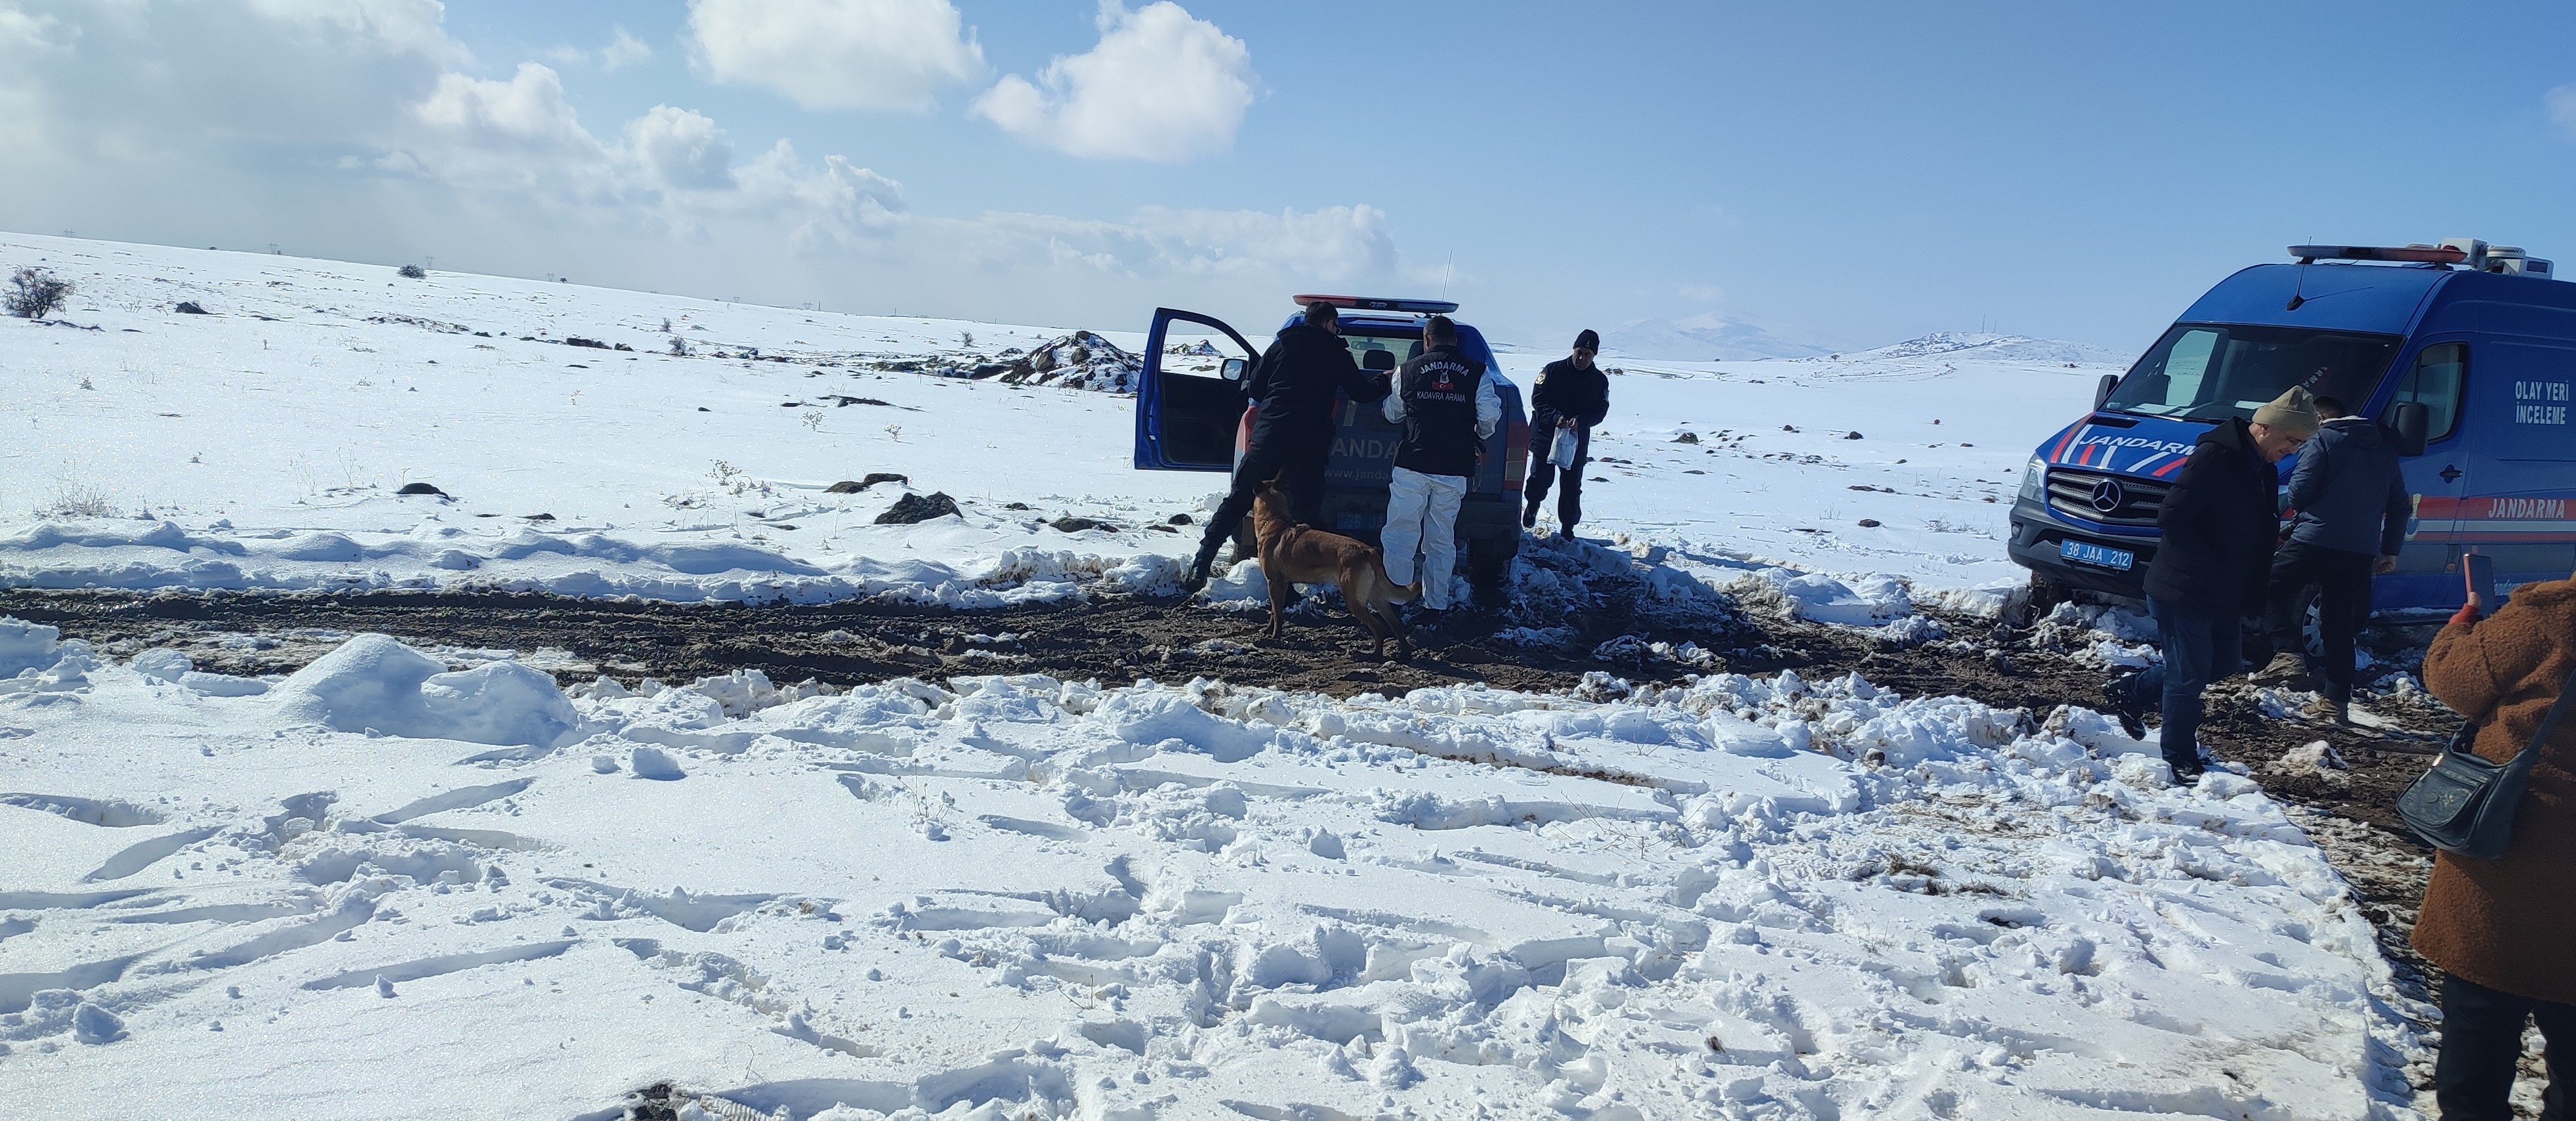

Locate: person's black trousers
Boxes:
[2436,973,2572,1120]
[2262,539,2375,701]
[1196,436,1327,562]
[1523,446,1586,536]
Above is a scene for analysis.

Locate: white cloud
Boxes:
[546,26,655,72]
[2548,84,2576,138]
[687,0,981,112]
[600,26,652,71]
[0,0,1400,334]
[625,105,736,190]
[1678,283,1724,303]
[971,1,1254,161]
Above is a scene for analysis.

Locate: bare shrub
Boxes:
[7,267,72,318]
[397,263,427,279]
[41,474,114,518]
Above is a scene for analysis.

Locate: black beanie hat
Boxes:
[1573,329,1600,352]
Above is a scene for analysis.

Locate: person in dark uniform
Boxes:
[1186,301,1390,592]
[1523,329,1610,540]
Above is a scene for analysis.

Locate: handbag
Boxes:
[2399,662,2576,859]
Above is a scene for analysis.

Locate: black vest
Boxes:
[1394,345,1484,478]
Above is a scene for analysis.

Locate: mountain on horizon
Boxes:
[1835,331,2131,366]
[1600,313,1833,362]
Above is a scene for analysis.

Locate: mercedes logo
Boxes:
[2088,477,2125,514]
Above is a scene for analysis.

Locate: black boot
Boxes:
[1521,499,1539,529]
[1183,539,1220,594]
[2102,669,2149,740]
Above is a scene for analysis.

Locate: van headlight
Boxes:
[2018,458,2048,502]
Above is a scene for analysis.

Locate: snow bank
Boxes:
[0,648,2426,1118]
[269,634,576,747]
[0,616,60,677]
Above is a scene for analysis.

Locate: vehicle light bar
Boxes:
[2288,244,2468,265]
[1293,294,1460,314]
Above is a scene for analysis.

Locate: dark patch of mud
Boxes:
[0,587,1782,705]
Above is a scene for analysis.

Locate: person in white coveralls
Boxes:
[1379,314,1501,614]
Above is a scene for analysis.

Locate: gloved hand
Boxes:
[2447,598,2480,629]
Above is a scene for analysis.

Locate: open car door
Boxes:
[1134,308,1261,471]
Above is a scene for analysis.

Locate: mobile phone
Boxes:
[2464,553,2496,617]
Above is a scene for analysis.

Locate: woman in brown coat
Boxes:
[2414,574,2576,1120]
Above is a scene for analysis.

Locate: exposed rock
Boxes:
[396,482,447,497]
[875,492,961,524]
[174,301,208,314]
[997,331,1141,392]
[826,473,909,494]
[1050,517,1116,534]
[1674,431,1699,444]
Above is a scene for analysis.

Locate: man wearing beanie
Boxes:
[1524,329,1610,540]
[1185,301,1391,593]
[2106,385,2319,780]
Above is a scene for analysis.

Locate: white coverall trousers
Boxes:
[1381,465,1467,610]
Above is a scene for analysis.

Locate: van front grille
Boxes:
[2046,468,2170,527]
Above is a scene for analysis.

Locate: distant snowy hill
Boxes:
[1601,313,1832,362]
[1834,331,2131,366]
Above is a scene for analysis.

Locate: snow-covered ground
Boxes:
[1,235,2436,1119]
[0,622,2419,1119]
[1,232,2112,616]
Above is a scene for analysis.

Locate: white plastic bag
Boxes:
[1546,427,1579,470]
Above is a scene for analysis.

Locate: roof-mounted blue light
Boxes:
[2288,244,2466,265]
[1293,294,1459,314]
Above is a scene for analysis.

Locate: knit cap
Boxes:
[2252,386,2321,436]
[1573,329,1600,353]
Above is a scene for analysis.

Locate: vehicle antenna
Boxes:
[2287,234,2312,310]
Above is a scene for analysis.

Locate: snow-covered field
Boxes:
[1,232,2100,616]
[0,235,2432,1118]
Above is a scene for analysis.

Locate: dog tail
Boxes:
[1375,560,1421,604]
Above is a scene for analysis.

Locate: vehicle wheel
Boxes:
[2291,582,2326,662]
[2025,574,2071,622]
[1228,517,1255,564]
[1468,534,1518,599]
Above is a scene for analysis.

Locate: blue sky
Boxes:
[7,1,2576,354]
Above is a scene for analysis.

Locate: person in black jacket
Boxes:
[1524,329,1610,540]
[1380,315,1501,613]
[2107,387,2319,780]
[1186,301,1390,591]
[2252,395,2414,723]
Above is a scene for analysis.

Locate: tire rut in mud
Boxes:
[0,584,1790,702]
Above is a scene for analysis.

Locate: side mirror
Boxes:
[2092,373,2119,412]
[2387,400,2429,457]
[1220,357,1248,382]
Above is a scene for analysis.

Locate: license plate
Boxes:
[2060,539,2134,571]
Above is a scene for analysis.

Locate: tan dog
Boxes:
[1249,478,1419,658]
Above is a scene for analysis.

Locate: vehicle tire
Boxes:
[1468,533,1518,599]
[1228,517,1255,565]
[2291,582,2327,663]
[2025,574,2070,622]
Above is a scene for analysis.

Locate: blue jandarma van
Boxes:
[1132,297,1531,591]
[2011,238,2575,615]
